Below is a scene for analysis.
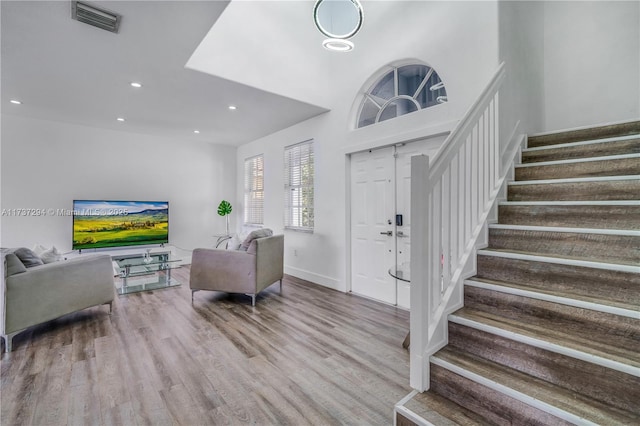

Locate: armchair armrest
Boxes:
[255,235,284,293]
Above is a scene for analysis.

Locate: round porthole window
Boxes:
[313,0,363,40]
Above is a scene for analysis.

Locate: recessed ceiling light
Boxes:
[10,99,22,105]
[116,117,125,122]
[130,82,143,88]
[193,130,200,134]
[228,105,237,110]
[322,38,354,52]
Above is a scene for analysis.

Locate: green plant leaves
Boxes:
[217,200,232,216]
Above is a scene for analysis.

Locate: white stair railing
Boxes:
[410,63,507,391]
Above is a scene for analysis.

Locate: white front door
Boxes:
[350,147,396,304]
[350,140,436,308]
[394,142,434,308]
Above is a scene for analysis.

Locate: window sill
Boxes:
[284,227,313,234]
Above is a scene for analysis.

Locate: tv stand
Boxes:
[112,250,182,295]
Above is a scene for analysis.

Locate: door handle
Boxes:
[397,231,408,238]
[380,231,393,236]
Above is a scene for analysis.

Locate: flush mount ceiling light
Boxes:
[322,38,354,52]
[130,82,142,88]
[313,0,363,52]
[228,105,237,110]
[116,117,125,122]
[10,99,22,105]
[193,130,200,134]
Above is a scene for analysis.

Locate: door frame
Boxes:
[344,127,452,297]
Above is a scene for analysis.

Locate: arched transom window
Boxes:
[357,64,448,128]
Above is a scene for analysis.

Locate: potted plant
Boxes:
[217,200,233,236]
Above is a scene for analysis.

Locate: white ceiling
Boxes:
[1,0,329,146]
[187,0,409,112]
[187,0,338,110]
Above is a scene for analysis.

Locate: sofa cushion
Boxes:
[239,228,273,251]
[5,253,27,276]
[14,247,45,268]
[225,234,242,251]
[32,244,48,256]
[40,246,63,264]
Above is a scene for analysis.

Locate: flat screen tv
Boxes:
[72,200,169,250]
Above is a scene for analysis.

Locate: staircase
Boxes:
[397,121,640,425]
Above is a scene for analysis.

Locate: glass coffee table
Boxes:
[114,252,181,295]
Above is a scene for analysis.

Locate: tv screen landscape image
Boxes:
[72,200,169,250]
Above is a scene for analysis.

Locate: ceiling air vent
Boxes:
[71,1,121,33]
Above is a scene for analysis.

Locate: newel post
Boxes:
[410,154,430,391]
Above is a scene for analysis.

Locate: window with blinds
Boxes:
[284,140,314,231]
[244,154,264,225]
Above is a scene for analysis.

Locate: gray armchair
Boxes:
[190,234,284,306]
[2,252,115,352]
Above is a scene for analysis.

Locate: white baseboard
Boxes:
[284,266,342,291]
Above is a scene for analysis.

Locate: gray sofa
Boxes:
[190,234,284,306]
[2,252,115,352]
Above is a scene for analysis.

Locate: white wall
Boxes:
[236,1,500,291]
[543,1,640,131]
[497,1,638,139]
[498,1,545,148]
[187,0,334,109]
[1,115,237,253]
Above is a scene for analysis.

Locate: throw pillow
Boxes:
[239,228,273,251]
[32,244,48,256]
[5,253,27,276]
[13,247,45,268]
[40,246,63,264]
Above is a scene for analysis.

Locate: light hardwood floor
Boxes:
[1,268,411,425]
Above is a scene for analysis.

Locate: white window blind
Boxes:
[244,155,264,225]
[284,140,314,231]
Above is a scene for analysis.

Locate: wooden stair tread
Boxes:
[475,253,640,310]
[507,178,640,201]
[433,346,640,425]
[522,138,640,163]
[482,247,640,268]
[464,286,640,357]
[466,277,640,313]
[429,364,574,425]
[498,204,640,230]
[527,122,640,147]
[401,391,492,426]
[515,156,640,181]
[447,322,640,415]
[486,225,640,266]
[453,307,640,369]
